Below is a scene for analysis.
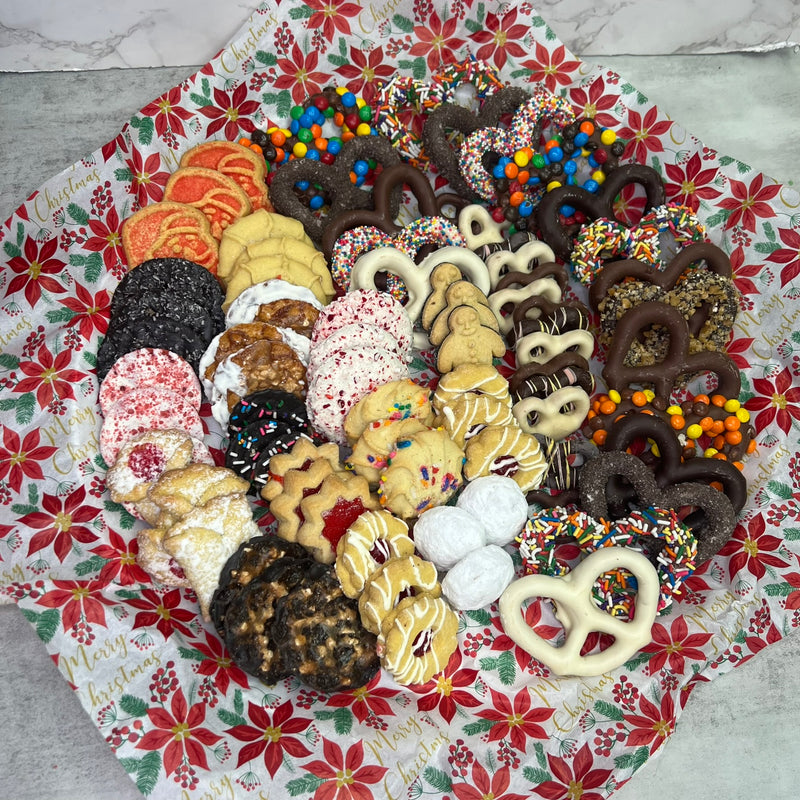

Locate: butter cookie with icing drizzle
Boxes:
[463,423,547,492]
[335,510,414,599]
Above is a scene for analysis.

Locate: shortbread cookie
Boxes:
[346,418,430,487]
[260,438,342,502]
[377,427,464,519]
[343,378,433,446]
[433,392,515,448]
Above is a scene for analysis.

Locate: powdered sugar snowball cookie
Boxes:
[310,289,413,358]
[100,386,205,466]
[441,544,515,610]
[306,346,409,445]
[456,475,529,547]
[412,506,487,571]
[224,279,323,327]
[106,429,213,503]
[306,322,403,380]
[98,348,202,415]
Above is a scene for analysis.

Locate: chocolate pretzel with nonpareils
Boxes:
[535,163,667,261]
[602,300,741,401]
[578,449,738,564]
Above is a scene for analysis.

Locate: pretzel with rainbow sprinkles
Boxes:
[516,506,697,616]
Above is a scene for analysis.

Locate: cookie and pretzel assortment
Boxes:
[94,60,759,692]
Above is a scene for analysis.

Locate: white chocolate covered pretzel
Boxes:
[499,547,659,676]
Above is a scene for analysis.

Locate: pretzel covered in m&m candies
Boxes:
[516,506,697,615]
[584,389,755,466]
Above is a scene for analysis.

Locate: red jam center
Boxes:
[368,538,391,565]
[412,628,433,658]
[128,443,166,481]
[490,454,519,477]
[321,499,369,552]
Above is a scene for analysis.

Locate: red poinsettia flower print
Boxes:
[190,628,249,695]
[83,205,125,272]
[452,761,528,800]
[617,106,673,165]
[197,82,261,140]
[567,76,621,129]
[136,687,221,775]
[58,283,111,341]
[766,225,800,287]
[728,244,764,298]
[334,46,396,106]
[128,148,170,207]
[663,151,721,211]
[140,86,195,139]
[623,691,675,755]
[6,234,68,306]
[474,686,555,751]
[0,425,58,493]
[274,43,330,104]
[303,738,388,800]
[14,342,87,411]
[305,0,362,42]
[717,173,781,233]
[746,366,800,436]
[325,670,396,724]
[639,615,713,674]
[89,528,151,586]
[37,578,111,632]
[718,513,789,582]
[408,648,481,724]
[125,587,198,641]
[519,42,582,94]
[468,7,529,71]
[18,485,101,561]
[226,699,312,777]
[535,742,613,800]
[408,10,467,72]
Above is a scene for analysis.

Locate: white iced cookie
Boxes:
[412,506,487,570]
[441,544,515,610]
[498,547,660,677]
[456,475,528,547]
[224,278,323,327]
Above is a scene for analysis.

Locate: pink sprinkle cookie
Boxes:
[307,322,404,379]
[310,289,413,357]
[100,386,205,466]
[98,348,202,415]
[306,346,409,445]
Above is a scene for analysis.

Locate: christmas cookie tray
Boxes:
[2,2,800,798]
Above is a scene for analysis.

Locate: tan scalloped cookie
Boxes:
[163,166,252,240]
[217,209,315,282]
[180,140,271,213]
[121,201,219,272]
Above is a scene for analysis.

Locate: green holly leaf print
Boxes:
[130,115,154,146]
[21,608,60,644]
[255,49,277,66]
[522,766,551,784]
[422,766,452,793]
[74,554,108,577]
[392,13,414,33]
[767,480,794,500]
[782,528,800,541]
[462,717,495,736]
[286,774,327,796]
[67,202,90,226]
[614,745,650,771]
[314,706,353,736]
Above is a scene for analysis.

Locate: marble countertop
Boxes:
[1,50,800,799]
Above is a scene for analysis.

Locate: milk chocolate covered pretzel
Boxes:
[536,164,667,261]
[602,300,741,400]
[269,135,402,246]
[422,86,530,199]
[321,162,447,259]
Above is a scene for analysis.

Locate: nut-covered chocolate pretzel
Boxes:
[535,164,667,261]
[602,300,741,400]
[269,135,402,246]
